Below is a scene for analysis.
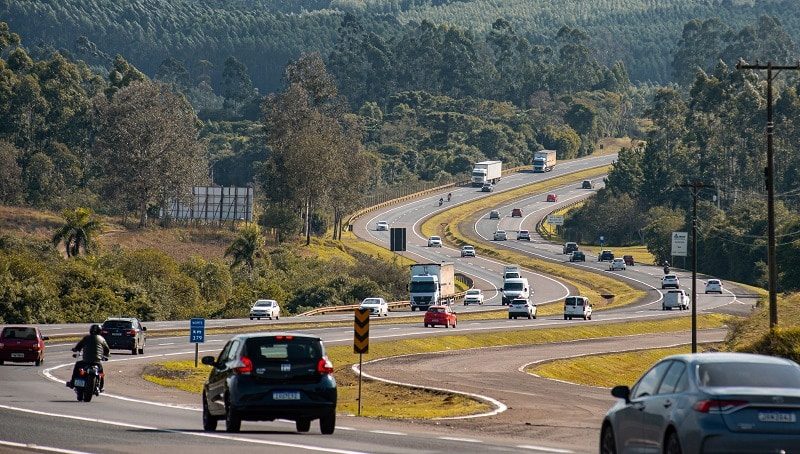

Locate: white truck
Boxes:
[533,150,557,173]
[471,161,502,187]
[503,265,521,280]
[409,262,456,311]
[663,289,690,311]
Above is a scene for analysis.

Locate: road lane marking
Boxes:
[369,430,406,436]
[0,440,93,454]
[157,342,175,346]
[438,437,482,443]
[517,445,574,453]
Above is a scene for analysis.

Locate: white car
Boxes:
[249,299,280,320]
[517,230,531,241]
[493,230,507,241]
[376,221,389,231]
[508,297,537,319]
[663,289,690,310]
[564,296,592,320]
[461,245,476,257]
[359,297,389,316]
[428,236,443,247]
[661,274,680,289]
[705,279,723,294]
[609,258,626,271]
[463,289,484,305]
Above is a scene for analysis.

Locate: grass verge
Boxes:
[726,292,800,362]
[143,313,728,418]
[420,166,646,311]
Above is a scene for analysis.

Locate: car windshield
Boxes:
[664,275,677,280]
[697,362,800,388]
[496,231,505,235]
[504,282,523,291]
[245,337,323,365]
[466,290,480,295]
[1,327,37,340]
[430,236,440,241]
[471,171,484,177]
[102,320,133,329]
[410,281,436,292]
[254,301,272,307]
[361,298,381,305]
[463,246,473,250]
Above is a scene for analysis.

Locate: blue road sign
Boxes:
[190,318,205,343]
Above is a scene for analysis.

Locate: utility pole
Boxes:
[678,181,714,353]
[736,60,800,329]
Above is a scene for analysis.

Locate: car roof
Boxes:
[104,317,137,322]
[231,332,322,341]
[427,305,448,309]
[663,352,796,366]
[664,274,677,278]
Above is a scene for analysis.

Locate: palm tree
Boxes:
[225,224,264,275]
[52,207,103,257]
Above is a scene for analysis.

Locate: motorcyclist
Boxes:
[66,324,110,391]
[447,192,452,202]
[663,260,670,274]
[438,197,443,206]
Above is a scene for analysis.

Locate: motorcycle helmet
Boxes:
[89,324,102,335]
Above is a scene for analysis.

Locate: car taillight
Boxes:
[127,329,136,336]
[79,369,86,376]
[317,356,334,374]
[275,336,294,341]
[693,399,748,413]
[233,356,253,375]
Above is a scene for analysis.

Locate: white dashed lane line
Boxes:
[517,445,574,453]
[369,430,406,436]
[438,437,482,443]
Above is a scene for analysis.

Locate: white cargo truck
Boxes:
[471,161,503,187]
[503,265,521,280]
[533,150,557,173]
[409,262,456,311]
[663,289,690,311]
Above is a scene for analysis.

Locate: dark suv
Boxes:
[202,333,337,434]
[100,317,146,355]
[563,242,578,254]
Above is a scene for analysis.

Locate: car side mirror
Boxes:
[611,385,631,403]
[142,327,147,331]
[201,356,216,366]
[42,336,50,341]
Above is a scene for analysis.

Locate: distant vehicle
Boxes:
[493,230,507,241]
[601,352,800,454]
[0,326,48,366]
[570,251,586,262]
[508,297,536,319]
[581,180,594,189]
[410,263,455,311]
[424,305,457,328]
[663,289,690,311]
[609,258,627,271]
[563,242,578,254]
[427,236,442,247]
[376,221,389,231]
[564,296,592,320]
[460,245,476,257]
[481,183,493,192]
[489,210,500,219]
[202,333,336,434]
[598,250,614,262]
[463,289,484,306]
[517,230,531,241]
[471,160,502,187]
[533,150,556,172]
[705,279,723,294]
[511,208,523,217]
[100,317,146,355]
[249,299,280,320]
[661,274,680,289]
[546,193,558,202]
[623,255,635,266]
[359,297,389,316]
[503,265,521,280]
[501,277,530,305]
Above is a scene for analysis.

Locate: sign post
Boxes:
[671,232,688,257]
[190,318,205,367]
[353,308,370,416]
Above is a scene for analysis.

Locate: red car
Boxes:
[546,193,558,202]
[511,208,523,217]
[623,255,635,266]
[423,305,457,328]
[0,326,48,366]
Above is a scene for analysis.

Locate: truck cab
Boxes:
[410,274,440,311]
[409,263,455,311]
[501,277,530,305]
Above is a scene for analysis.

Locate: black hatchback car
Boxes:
[100,317,147,355]
[202,333,337,434]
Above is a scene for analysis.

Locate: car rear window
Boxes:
[1,327,37,340]
[565,297,584,306]
[466,290,480,295]
[697,362,800,388]
[245,337,322,364]
[102,320,133,329]
[708,280,720,285]
[427,307,444,313]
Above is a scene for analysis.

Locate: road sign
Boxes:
[390,227,406,251]
[354,308,369,354]
[547,215,564,226]
[671,232,688,257]
[190,318,205,343]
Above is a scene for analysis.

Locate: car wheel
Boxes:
[424,323,428,328]
[583,315,588,320]
[225,402,241,433]
[0,360,4,365]
[662,305,666,311]
[320,410,335,435]
[532,313,536,319]
[588,315,592,320]
[411,307,416,312]
[296,418,311,433]
[249,317,253,320]
[564,315,567,320]
[600,424,617,454]
[202,394,218,431]
[83,376,94,402]
[664,431,682,454]
[138,344,144,355]
[508,315,512,320]
[131,344,138,355]
[35,358,41,366]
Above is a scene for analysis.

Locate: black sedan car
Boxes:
[202,333,337,434]
[100,317,147,355]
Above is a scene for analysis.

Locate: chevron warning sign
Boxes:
[354,308,370,354]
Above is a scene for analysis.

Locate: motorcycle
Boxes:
[663,265,670,275]
[71,353,107,402]
[438,198,443,206]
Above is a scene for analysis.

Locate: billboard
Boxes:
[671,232,688,257]
[165,186,254,222]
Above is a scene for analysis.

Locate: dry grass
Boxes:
[0,205,73,240]
[98,227,237,262]
[594,137,638,156]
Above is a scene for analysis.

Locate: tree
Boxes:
[225,224,264,275]
[0,141,22,204]
[51,207,102,258]
[92,81,207,226]
[221,56,255,110]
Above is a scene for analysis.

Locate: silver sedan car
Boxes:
[601,352,800,454]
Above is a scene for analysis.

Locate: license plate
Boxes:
[112,332,122,336]
[758,412,797,423]
[273,391,300,401]
[73,379,86,387]
[10,353,23,358]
